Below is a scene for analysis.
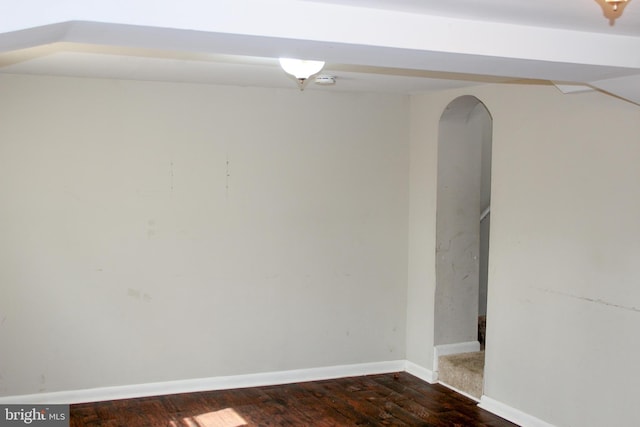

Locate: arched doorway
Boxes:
[433,96,492,399]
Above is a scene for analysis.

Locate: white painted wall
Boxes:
[478,213,490,317]
[4,71,639,426]
[479,106,492,317]
[408,83,640,427]
[0,74,409,396]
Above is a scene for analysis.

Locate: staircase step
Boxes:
[438,351,484,399]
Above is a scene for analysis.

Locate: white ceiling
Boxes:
[304,0,640,36]
[0,0,639,98]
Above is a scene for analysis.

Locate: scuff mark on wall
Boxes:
[147,219,156,239]
[539,288,640,313]
[127,288,153,303]
[225,155,231,199]
[170,161,174,191]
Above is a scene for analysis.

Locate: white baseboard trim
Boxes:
[404,361,437,384]
[479,395,556,427]
[0,360,406,405]
[433,341,480,372]
[438,380,479,402]
[0,361,552,427]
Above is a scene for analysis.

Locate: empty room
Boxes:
[1,1,639,426]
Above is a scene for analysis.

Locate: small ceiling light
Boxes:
[605,0,628,11]
[279,58,325,90]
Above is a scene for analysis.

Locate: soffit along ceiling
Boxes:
[0,0,639,101]
[0,42,513,94]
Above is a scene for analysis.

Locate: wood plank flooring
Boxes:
[70,372,518,426]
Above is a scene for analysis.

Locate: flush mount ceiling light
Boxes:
[279,58,325,90]
[605,0,628,11]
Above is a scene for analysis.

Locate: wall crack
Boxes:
[539,288,640,313]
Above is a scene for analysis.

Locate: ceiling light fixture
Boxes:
[279,58,325,90]
[605,0,628,11]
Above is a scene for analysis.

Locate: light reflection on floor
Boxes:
[169,408,248,427]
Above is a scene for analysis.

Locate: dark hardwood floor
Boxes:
[70,372,517,426]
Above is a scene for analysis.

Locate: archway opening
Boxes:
[434,95,492,399]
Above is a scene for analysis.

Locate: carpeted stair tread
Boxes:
[438,351,484,399]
